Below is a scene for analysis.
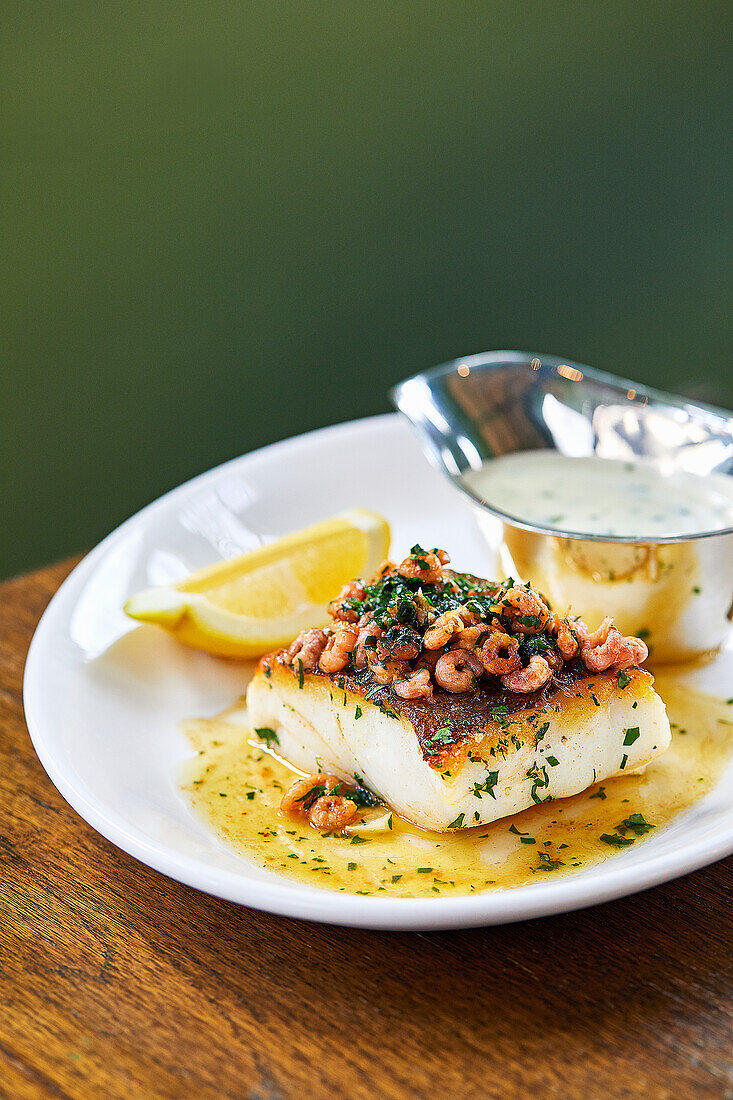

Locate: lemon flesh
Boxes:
[123,509,390,658]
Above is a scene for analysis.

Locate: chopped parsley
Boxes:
[623,726,640,746]
[619,812,655,836]
[489,705,510,723]
[537,852,564,871]
[295,784,327,811]
[534,721,550,745]
[617,670,631,689]
[254,726,279,748]
[472,771,499,799]
[600,833,634,847]
[509,823,536,843]
[600,812,655,847]
[526,762,551,804]
[448,813,466,829]
[349,775,380,808]
[589,786,607,800]
[424,723,455,756]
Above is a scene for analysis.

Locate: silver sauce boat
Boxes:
[392,351,733,663]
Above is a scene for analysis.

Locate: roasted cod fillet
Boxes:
[247,656,671,831]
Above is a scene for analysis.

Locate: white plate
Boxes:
[24,414,733,929]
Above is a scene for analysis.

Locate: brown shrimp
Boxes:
[398,551,445,585]
[450,624,490,651]
[498,585,551,634]
[353,614,382,669]
[366,648,409,685]
[501,655,552,693]
[280,773,343,816]
[581,623,648,672]
[284,628,328,670]
[308,795,358,832]
[479,631,522,675]
[376,624,422,662]
[434,648,484,693]
[423,608,466,650]
[318,624,359,673]
[327,579,366,622]
[393,667,434,699]
[549,612,579,660]
[583,616,613,648]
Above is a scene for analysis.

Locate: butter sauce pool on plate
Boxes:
[181,677,733,898]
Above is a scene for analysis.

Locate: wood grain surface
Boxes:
[1,562,732,1100]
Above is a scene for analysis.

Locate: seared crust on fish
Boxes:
[247,655,670,831]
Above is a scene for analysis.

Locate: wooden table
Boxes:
[2,562,732,1099]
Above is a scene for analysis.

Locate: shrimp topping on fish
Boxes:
[280,544,650,698]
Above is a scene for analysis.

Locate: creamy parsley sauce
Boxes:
[181,676,733,898]
[462,452,733,538]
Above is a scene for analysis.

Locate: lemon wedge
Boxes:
[123,509,390,658]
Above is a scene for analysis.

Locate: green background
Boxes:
[2,2,731,579]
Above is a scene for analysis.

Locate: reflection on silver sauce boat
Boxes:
[391,351,733,663]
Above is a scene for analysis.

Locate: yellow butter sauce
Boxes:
[181,675,733,898]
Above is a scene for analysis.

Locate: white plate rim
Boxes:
[23,413,733,930]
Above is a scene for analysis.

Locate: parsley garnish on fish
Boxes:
[526,763,551,804]
[423,723,455,756]
[623,726,640,746]
[472,771,499,799]
[489,705,509,723]
[534,721,550,745]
